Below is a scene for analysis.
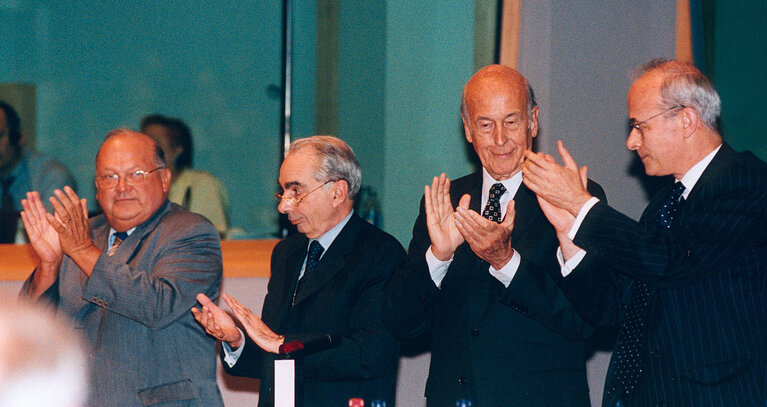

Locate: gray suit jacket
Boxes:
[22,201,224,406]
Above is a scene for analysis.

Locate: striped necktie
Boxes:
[108,231,129,257]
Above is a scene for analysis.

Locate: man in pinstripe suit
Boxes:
[523,59,767,406]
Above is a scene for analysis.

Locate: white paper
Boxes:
[274,359,295,407]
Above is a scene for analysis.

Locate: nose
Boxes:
[493,126,505,146]
[626,128,641,151]
[277,197,290,214]
[115,175,130,192]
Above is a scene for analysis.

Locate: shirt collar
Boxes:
[107,226,136,249]
[678,144,721,199]
[481,168,523,205]
[309,210,354,258]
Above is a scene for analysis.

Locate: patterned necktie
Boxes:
[611,181,686,398]
[108,231,129,257]
[482,183,506,223]
[0,176,18,243]
[292,240,324,306]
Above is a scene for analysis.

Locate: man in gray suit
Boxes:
[19,129,224,406]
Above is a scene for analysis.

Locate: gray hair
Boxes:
[288,135,362,200]
[97,128,166,167]
[636,58,721,131]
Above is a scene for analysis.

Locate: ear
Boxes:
[679,107,699,139]
[528,106,540,140]
[331,180,350,208]
[159,168,172,193]
[462,116,473,144]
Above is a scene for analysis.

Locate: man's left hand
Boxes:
[47,186,95,256]
[522,140,592,216]
[223,293,284,354]
[454,198,515,269]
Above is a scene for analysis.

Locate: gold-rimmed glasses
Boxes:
[628,104,685,136]
[274,180,334,206]
[95,167,165,189]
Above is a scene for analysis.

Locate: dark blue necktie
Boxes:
[292,240,324,306]
[611,182,685,398]
[482,183,506,223]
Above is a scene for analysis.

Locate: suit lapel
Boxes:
[510,183,542,244]
[682,143,734,208]
[274,236,309,329]
[107,200,172,264]
[290,214,361,307]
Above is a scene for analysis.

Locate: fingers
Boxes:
[579,165,589,188]
[80,198,88,219]
[500,200,516,228]
[458,194,471,210]
[50,187,80,226]
[196,293,215,307]
[557,140,579,171]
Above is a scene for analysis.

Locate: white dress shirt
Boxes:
[426,168,523,288]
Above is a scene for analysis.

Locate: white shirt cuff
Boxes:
[426,246,453,288]
[488,250,520,288]
[557,246,587,277]
[222,328,246,367]
[567,197,600,240]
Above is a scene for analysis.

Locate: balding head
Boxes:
[461,65,539,180]
[626,59,722,179]
[94,130,171,231]
[461,64,537,122]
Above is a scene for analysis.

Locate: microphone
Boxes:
[279,334,339,356]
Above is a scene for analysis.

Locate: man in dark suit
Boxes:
[383,64,604,406]
[523,59,767,406]
[19,129,224,405]
[193,136,405,406]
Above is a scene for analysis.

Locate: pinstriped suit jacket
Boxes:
[223,213,405,407]
[22,201,224,406]
[561,144,767,407]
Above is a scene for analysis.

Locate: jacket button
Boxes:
[458,377,467,385]
[471,329,479,337]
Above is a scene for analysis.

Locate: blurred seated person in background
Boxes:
[0,302,87,407]
[193,136,405,406]
[141,113,229,236]
[0,101,76,243]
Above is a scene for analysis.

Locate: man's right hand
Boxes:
[425,174,465,260]
[21,191,63,266]
[192,293,243,349]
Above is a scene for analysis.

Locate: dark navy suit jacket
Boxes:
[224,213,405,407]
[385,171,605,407]
[560,144,767,406]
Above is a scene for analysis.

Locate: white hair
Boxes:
[0,302,88,407]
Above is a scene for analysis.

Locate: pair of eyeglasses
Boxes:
[96,167,165,188]
[628,104,685,135]
[274,180,334,206]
